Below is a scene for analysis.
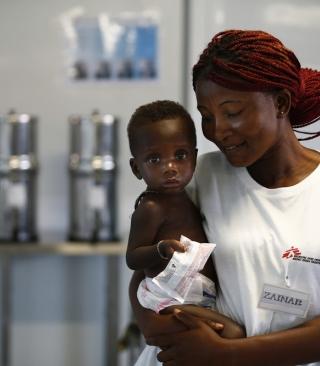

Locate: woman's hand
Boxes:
[162,304,245,339]
[148,310,320,366]
[147,309,233,366]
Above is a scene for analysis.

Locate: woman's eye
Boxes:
[225,110,242,118]
[146,156,160,164]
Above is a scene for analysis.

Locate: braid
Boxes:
[193,30,320,132]
[290,68,320,128]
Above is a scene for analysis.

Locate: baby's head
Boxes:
[127,100,197,193]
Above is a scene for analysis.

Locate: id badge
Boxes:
[258,284,311,318]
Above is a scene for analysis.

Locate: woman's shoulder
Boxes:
[302,148,320,178]
[198,150,222,162]
[196,150,228,174]
[309,148,320,163]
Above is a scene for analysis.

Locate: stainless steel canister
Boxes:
[68,111,117,242]
[0,111,38,242]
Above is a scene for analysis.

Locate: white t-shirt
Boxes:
[192,151,320,366]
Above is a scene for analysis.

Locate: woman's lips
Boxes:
[223,141,246,152]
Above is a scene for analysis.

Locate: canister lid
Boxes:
[69,110,117,160]
[0,115,10,160]
[7,110,37,156]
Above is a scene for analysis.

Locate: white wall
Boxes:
[0,0,185,240]
[0,1,186,365]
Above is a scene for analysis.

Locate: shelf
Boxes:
[0,242,127,256]
[0,241,127,366]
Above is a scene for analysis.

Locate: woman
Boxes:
[129,29,320,365]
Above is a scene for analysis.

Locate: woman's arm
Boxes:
[129,271,243,339]
[148,310,320,366]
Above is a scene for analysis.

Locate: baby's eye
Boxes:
[146,156,160,164]
[175,151,188,160]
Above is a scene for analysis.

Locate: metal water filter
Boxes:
[68,111,117,242]
[0,111,38,242]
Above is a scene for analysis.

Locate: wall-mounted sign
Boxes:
[61,10,159,81]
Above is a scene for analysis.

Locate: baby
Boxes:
[126,100,244,365]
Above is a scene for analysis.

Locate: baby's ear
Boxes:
[130,158,142,179]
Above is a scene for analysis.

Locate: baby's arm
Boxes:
[126,199,185,277]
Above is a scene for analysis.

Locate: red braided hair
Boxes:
[192,30,320,138]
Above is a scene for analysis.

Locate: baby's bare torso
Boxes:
[152,192,207,244]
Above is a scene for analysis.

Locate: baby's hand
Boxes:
[157,239,186,259]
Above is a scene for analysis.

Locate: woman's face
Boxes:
[195,79,284,167]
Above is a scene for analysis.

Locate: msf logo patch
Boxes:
[282,246,301,259]
[282,246,320,265]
